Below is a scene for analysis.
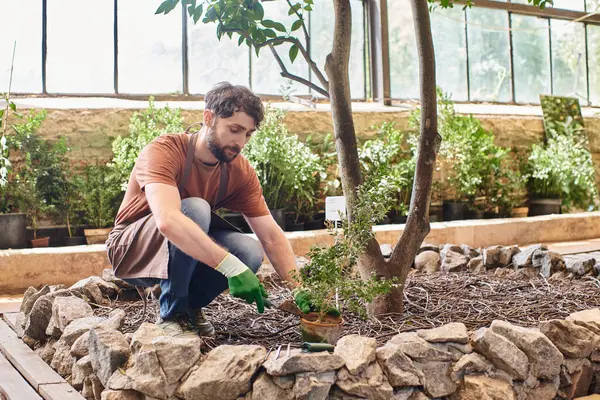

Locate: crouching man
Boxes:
[106,82,298,338]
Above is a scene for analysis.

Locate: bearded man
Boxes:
[106,82,299,338]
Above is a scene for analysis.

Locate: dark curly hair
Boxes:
[205,82,265,128]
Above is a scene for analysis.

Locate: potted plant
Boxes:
[79,163,122,244]
[58,166,86,246]
[293,184,396,344]
[13,176,51,247]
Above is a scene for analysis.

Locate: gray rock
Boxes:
[98,309,126,332]
[414,360,456,398]
[335,363,393,400]
[456,375,516,400]
[100,390,143,400]
[483,245,520,269]
[440,244,462,259]
[24,289,73,341]
[272,375,295,390]
[72,355,94,390]
[45,316,62,339]
[108,369,135,391]
[380,244,393,259]
[594,263,600,276]
[442,250,469,273]
[539,319,596,358]
[414,251,441,274]
[294,371,336,400]
[467,256,484,273]
[89,327,131,387]
[126,348,171,399]
[102,268,134,290]
[34,338,57,364]
[566,308,600,335]
[388,332,454,361]
[178,345,265,400]
[512,244,547,268]
[20,286,42,315]
[71,331,90,358]
[470,328,529,380]
[532,250,566,278]
[461,244,479,259]
[431,342,472,362]
[70,277,107,305]
[82,374,104,400]
[61,316,105,346]
[490,320,563,380]
[375,343,423,387]
[252,373,293,400]
[130,323,168,353]
[417,322,468,344]
[451,353,495,382]
[567,258,596,277]
[151,336,202,384]
[418,244,440,254]
[52,296,94,332]
[334,335,377,375]
[50,339,76,377]
[263,348,345,376]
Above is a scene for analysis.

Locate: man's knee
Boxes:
[181,197,211,231]
[236,237,264,272]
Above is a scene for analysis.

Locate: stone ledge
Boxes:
[2,212,600,294]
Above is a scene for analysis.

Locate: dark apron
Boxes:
[106,125,241,280]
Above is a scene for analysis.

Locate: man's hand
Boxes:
[293,289,340,317]
[217,253,268,313]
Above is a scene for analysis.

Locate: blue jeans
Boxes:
[124,197,263,320]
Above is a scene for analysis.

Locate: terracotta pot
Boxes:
[30,237,50,248]
[84,228,112,245]
[511,207,529,218]
[300,312,344,345]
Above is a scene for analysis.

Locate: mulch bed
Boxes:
[94,271,600,352]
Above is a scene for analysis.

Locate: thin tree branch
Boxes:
[222,27,329,93]
[285,0,310,46]
[268,44,329,98]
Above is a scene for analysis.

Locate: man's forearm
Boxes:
[263,231,300,286]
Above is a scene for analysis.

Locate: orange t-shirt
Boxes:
[115,133,270,225]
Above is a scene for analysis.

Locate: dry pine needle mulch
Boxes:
[95,271,600,351]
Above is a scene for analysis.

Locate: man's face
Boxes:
[205,111,256,163]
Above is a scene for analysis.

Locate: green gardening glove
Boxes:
[293,289,340,317]
[217,253,268,313]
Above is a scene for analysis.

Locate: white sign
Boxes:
[325,196,346,222]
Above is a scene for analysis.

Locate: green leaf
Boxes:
[155,1,171,14]
[288,3,301,15]
[303,5,312,11]
[263,28,276,38]
[227,31,233,39]
[9,102,16,112]
[253,2,264,20]
[304,0,313,5]
[261,19,276,28]
[238,35,245,46]
[273,22,286,32]
[289,44,299,63]
[255,45,261,57]
[291,19,303,32]
[193,4,203,23]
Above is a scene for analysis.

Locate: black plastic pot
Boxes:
[466,209,485,220]
[65,236,87,246]
[287,221,305,231]
[0,213,27,249]
[270,209,286,231]
[304,218,325,231]
[528,199,561,216]
[442,201,467,221]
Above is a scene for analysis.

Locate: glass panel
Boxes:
[187,22,249,94]
[589,25,600,105]
[46,0,113,93]
[250,1,309,96]
[550,20,587,101]
[511,14,550,104]
[513,0,585,10]
[431,7,468,101]
[310,0,365,99]
[0,1,43,93]
[388,0,418,99]
[118,0,182,94]
[588,0,600,12]
[467,8,511,102]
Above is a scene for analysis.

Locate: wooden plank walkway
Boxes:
[0,352,41,400]
[0,320,84,400]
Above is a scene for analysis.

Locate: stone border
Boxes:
[2,213,600,294]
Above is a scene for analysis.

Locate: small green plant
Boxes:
[78,163,122,229]
[494,151,529,215]
[243,107,323,216]
[111,97,184,190]
[293,183,396,321]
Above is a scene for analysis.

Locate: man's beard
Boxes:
[206,128,241,163]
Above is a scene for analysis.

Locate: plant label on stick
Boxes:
[325,196,346,222]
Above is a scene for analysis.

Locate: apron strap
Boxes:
[178,124,229,209]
